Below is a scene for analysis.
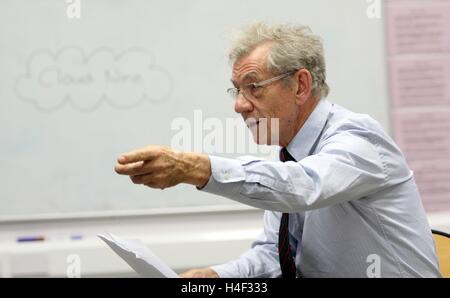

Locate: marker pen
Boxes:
[17,236,45,242]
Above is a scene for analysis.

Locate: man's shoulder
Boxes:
[325,102,387,141]
[323,101,411,181]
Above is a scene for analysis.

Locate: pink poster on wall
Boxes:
[386,0,450,212]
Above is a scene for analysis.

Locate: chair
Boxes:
[432,229,450,277]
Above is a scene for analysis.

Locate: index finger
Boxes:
[118,145,159,164]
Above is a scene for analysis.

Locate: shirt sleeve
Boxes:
[199,131,402,213]
[210,210,284,278]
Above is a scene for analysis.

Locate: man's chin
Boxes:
[249,130,271,145]
[246,119,278,145]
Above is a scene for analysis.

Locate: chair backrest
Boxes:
[432,229,450,278]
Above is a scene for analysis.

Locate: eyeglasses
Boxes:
[227,70,297,100]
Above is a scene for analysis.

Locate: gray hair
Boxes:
[229,22,330,99]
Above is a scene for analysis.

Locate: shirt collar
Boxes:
[286,99,333,161]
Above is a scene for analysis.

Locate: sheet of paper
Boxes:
[386,0,450,212]
[388,57,450,107]
[386,0,450,55]
[98,233,179,278]
[393,111,450,211]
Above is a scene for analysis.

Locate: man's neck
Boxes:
[284,98,320,147]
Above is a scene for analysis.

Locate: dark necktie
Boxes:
[278,147,297,278]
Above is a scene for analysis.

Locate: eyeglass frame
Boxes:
[227,70,298,100]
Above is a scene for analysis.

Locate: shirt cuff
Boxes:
[197,155,248,198]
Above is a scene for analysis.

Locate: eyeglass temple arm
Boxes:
[253,71,297,88]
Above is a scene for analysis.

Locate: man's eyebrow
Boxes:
[231,72,260,86]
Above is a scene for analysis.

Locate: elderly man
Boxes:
[115,23,441,278]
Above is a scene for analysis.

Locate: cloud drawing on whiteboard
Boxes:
[15,47,173,112]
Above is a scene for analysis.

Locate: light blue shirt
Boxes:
[201,99,441,278]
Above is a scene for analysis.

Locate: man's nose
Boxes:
[234,93,253,114]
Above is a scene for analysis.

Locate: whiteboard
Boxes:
[0,0,389,220]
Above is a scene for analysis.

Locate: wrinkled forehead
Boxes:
[231,68,262,85]
[231,44,272,84]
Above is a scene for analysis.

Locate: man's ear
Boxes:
[294,69,313,106]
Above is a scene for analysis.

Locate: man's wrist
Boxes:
[179,151,212,187]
